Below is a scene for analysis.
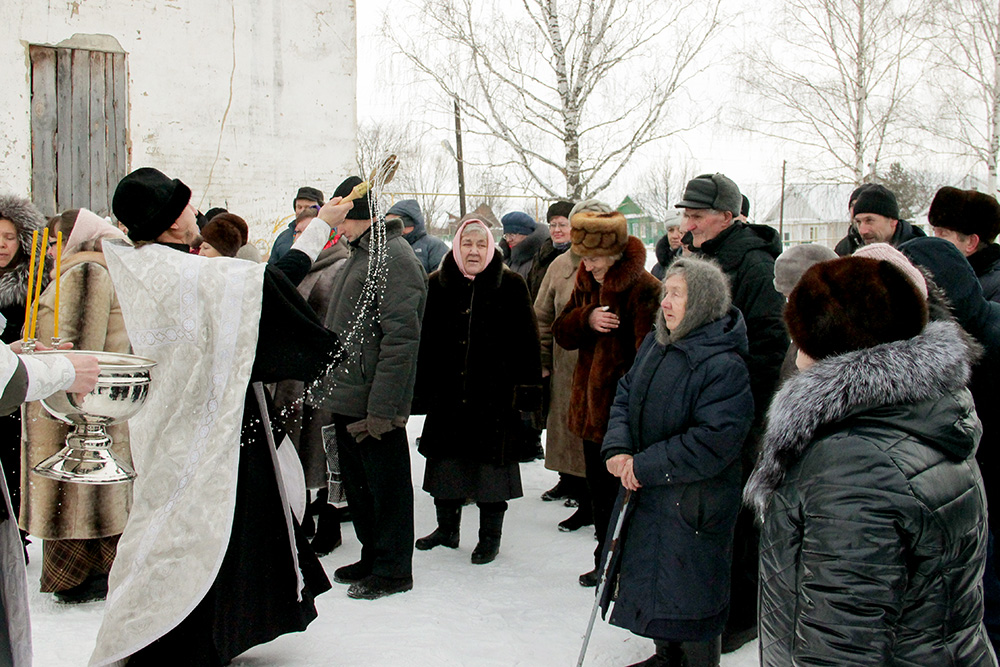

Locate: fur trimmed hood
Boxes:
[0,194,49,309]
[574,235,647,294]
[745,320,979,519]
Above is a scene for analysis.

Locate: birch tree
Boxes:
[737,0,928,184]
[920,0,1000,196]
[387,0,723,200]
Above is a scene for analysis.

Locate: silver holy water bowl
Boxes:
[33,351,156,485]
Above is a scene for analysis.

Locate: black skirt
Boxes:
[423,457,523,503]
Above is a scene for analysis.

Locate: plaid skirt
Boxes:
[40,535,119,592]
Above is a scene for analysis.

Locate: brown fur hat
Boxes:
[569,199,628,257]
[785,256,928,361]
[927,186,1000,243]
[200,215,244,257]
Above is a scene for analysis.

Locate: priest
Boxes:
[90,167,352,666]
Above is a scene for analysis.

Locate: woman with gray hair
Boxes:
[600,257,754,667]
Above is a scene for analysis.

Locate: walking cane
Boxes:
[577,488,634,667]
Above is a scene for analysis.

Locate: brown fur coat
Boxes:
[552,236,661,444]
[19,250,133,539]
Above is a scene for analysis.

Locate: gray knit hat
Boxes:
[773,244,838,297]
[656,256,732,343]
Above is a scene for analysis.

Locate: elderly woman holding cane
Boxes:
[599,257,753,667]
[412,213,541,564]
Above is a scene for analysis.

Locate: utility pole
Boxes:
[454,98,467,217]
[779,160,787,246]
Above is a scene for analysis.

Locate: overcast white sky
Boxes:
[353,0,972,218]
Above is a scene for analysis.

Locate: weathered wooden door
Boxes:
[29,45,128,218]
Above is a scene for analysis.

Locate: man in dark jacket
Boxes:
[502,211,549,281]
[927,186,1000,303]
[676,172,788,652]
[268,186,324,265]
[308,176,428,601]
[835,184,925,255]
[387,199,449,274]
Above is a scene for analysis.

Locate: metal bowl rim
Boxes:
[33,350,156,370]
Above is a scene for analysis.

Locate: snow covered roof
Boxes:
[762,183,855,224]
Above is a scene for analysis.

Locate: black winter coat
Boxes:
[900,237,1000,533]
[414,251,542,465]
[745,320,993,666]
[600,308,753,638]
[694,222,787,424]
[526,238,568,302]
[970,243,1000,304]
[650,233,681,281]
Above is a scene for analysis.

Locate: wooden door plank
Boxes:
[29,46,57,217]
[89,50,107,216]
[70,49,90,210]
[55,49,73,213]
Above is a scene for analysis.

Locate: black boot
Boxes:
[310,504,343,556]
[471,502,505,564]
[415,500,461,551]
[680,636,722,667]
[625,642,683,667]
[558,504,594,532]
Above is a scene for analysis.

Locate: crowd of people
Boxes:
[0,166,997,666]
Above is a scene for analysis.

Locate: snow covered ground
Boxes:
[27,418,759,666]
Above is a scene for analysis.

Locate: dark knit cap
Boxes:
[294,187,324,208]
[200,215,244,257]
[740,194,750,217]
[204,207,228,224]
[852,184,899,220]
[546,201,574,222]
[332,176,372,220]
[501,211,537,236]
[675,173,742,216]
[113,167,192,242]
[927,186,1000,243]
[848,183,874,210]
[785,256,927,361]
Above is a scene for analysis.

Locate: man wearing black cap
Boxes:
[308,176,427,601]
[675,172,788,653]
[929,186,1000,303]
[268,186,325,266]
[836,183,925,254]
[92,167,353,666]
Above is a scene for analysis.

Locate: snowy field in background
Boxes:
[27,419,759,667]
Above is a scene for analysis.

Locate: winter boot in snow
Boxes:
[310,503,343,556]
[471,502,505,565]
[415,499,462,551]
[626,641,684,667]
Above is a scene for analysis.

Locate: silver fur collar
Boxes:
[744,320,975,519]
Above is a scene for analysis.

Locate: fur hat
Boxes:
[773,244,838,297]
[786,256,928,361]
[852,184,899,220]
[113,167,192,242]
[294,186,324,208]
[546,200,574,222]
[656,257,732,343]
[200,215,244,257]
[332,176,371,220]
[675,173,742,216]
[927,186,1000,243]
[569,199,628,257]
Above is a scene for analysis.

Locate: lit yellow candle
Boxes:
[28,228,48,340]
[53,231,62,339]
[23,230,37,339]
